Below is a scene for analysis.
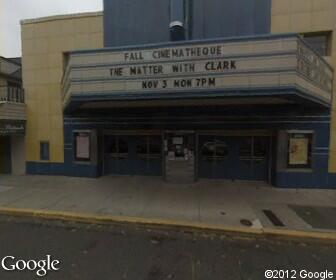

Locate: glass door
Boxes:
[104,135,131,175]
[238,136,269,181]
[164,132,195,183]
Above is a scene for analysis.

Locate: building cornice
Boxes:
[21,11,103,25]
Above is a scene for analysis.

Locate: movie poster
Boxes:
[76,134,90,160]
[289,136,309,165]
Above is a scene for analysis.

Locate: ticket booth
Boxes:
[164,132,196,183]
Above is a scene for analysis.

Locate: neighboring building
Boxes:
[20,0,336,188]
[0,56,26,175]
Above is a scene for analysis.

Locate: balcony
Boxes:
[0,86,25,103]
[62,34,333,113]
[0,86,26,122]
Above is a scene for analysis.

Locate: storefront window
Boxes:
[287,133,312,168]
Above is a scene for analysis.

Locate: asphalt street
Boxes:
[0,216,334,280]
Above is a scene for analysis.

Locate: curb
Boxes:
[262,228,336,242]
[0,207,335,243]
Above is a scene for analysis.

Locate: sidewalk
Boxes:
[0,175,335,241]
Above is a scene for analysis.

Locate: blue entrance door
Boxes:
[237,136,270,181]
[133,135,162,176]
[198,135,270,181]
[198,136,235,180]
[104,135,133,175]
[104,135,162,176]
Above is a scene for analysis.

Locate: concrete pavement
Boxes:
[0,175,335,241]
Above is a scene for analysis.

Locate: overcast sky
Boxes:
[0,0,103,58]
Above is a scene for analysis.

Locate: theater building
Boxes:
[0,56,26,175]
[20,0,336,188]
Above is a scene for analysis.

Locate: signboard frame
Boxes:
[0,121,26,136]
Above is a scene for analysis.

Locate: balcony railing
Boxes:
[0,86,25,103]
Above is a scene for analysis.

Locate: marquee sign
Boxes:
[64,36,333,106]
[109,60,237,78]
[68,42,244,92]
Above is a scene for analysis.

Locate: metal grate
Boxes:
[262,209,285,227]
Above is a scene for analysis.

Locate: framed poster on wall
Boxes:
[289,137,308,165]
[74,131,91,162]
[287,133,312,168]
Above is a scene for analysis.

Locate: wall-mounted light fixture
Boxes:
[170,0,186,41]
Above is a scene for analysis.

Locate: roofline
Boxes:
[21,11,102,25]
